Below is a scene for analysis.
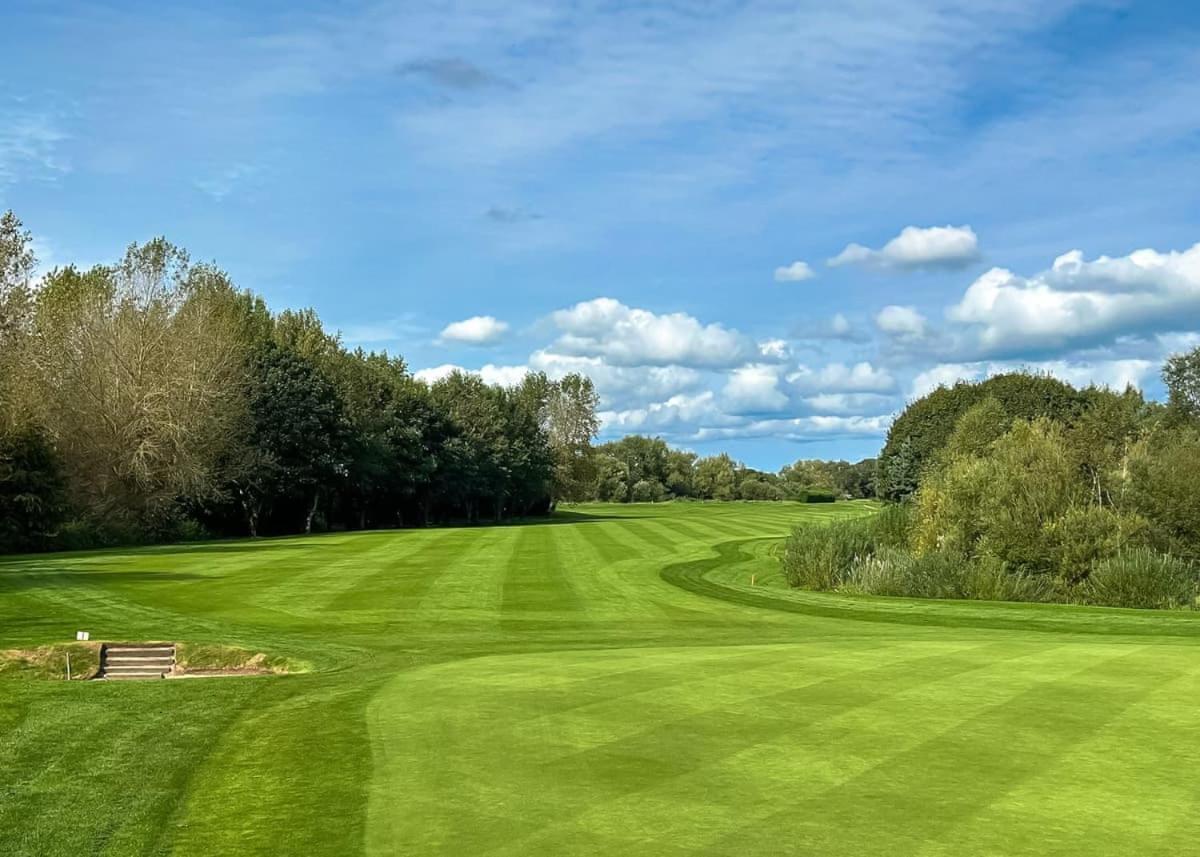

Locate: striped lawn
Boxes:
[2,501,1199,856]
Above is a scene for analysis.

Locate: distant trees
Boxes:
[0,211,600,552]
[578,435,875,504]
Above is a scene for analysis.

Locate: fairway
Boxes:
[2,502,1199,856]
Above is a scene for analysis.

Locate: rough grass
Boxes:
[174,642,301,675]
[2,501,1200,856]
[0,642,100,681]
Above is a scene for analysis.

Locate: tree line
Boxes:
[784,360,1200,609]
[576,434,875,504]
[0,213,600,551]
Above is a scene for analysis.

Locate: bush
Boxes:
[738,477,783,501]
[781,516,875,590]
[1043,506,1149,584]
[801,487,836,503]
[54,518,142,551]
[913,419,1080,572]
[958,554,1052,603]
[1085,549,1197,610]
[0,423,66,553]
[871,502,911,549]
[630,479,667,503]
[1126,428,1200,560]
[839,547,915,597]
[838,548,1056,603]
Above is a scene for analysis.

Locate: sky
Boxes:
[3,1,1199,469]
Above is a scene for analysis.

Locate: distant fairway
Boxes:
[2,502,1199,856]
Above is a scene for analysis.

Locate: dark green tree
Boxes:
[0,423,66,552]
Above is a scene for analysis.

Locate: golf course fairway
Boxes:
[2,501,1199,856]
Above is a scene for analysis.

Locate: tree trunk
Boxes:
[304,490,319,534]
[239,491,260,538]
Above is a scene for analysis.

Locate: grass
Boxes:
[2,500,1199,856]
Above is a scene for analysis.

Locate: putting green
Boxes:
[2,502,1198,856]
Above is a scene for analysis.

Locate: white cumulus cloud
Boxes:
[829,225,980,271]
[438,315,509,345]
[774,260,816,282]
[787,361,896,394]
[413,363,529,386]
[721,364,789,414]
[946,242,1200,357]
[528,349,704,406]
[875,305,928,340]
[550,297,756,368]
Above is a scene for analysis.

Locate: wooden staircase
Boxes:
[99,643,176,680]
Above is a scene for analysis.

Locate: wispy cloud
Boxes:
[0,105,70,190]
[194,163,259,202]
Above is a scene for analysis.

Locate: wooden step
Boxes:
[102,662,169,672]
[105,653,174,662]
[105,646,174,654]
[98,642,177,680]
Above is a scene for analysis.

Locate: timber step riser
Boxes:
[98,643,177,681]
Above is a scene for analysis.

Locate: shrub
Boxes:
[738,478,783,501]
[959,554,1052,603]
[630,479,666,503]
[838,548,1058,603]
[839,547,915,597]
[871,502,911,549]
[840,547,960,598]
[54,517,141,551]
[0,423,66,553]
[914,419,1081,571]
[1043,506,1149,584]
[1085,549,1197,610]
[801,487,836,503]
[781,516,874,590]
[1125,428,1200,560]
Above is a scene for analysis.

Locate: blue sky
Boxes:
[3,1,1199,468]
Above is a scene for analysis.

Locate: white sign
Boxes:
[75,631,90,641]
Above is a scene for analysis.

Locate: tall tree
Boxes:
[0,211,37,427]
[1163,346,1200,422]
[30,241,245,531]
[695,453,738,501]
[0,423,65,552]
[544,373,600,504]
[237,341,348,535]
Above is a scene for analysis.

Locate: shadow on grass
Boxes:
[0,508,643,567]
[0,569,206,593]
